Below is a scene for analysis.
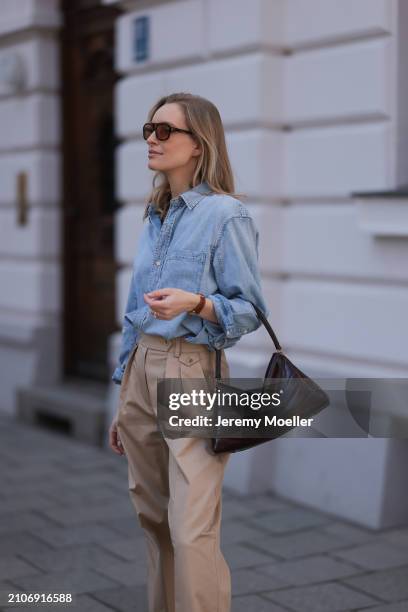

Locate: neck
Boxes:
[167,170,195,200]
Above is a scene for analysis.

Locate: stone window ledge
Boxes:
[352,188,408,238]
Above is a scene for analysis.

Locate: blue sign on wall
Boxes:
[133,15,149,63]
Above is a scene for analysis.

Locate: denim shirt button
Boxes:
[155,260,160,266]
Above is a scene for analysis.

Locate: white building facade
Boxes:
[1,0,408,528]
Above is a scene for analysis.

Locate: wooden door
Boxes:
[61,0,120,381]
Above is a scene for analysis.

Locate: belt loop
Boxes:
[174,336,181,357]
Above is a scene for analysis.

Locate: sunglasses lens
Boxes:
[156,124,170,140]
[143,123,171,140]
[143,124,153,140]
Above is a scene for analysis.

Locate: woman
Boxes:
[109,92,269,612]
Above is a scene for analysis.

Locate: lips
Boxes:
[148,150,162,155]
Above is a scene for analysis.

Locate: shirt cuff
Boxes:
[207,294,255,338]
[180,312,239,351]
[199,295,243,349]
[203,320,240,350]
[111,365,124,385]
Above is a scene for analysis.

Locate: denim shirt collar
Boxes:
[147,180,212,221]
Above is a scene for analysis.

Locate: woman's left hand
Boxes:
[144,288,198,319]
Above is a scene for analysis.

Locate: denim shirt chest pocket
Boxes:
[160,248,207,293]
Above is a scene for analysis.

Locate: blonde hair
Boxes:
[143,92,245,222]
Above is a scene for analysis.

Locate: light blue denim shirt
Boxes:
[112,180,270,385]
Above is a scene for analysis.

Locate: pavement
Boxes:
[0,414,408,612]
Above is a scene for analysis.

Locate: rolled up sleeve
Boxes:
[203,214,270,350]
[111,269,140,385]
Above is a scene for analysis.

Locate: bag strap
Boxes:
[215,302,281,380]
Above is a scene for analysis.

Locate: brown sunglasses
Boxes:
[143,122,193,141]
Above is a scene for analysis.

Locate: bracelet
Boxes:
[187,292,206,315]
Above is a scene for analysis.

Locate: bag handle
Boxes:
[214,302,281,380]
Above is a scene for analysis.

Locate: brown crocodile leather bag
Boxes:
[211,303,330,454]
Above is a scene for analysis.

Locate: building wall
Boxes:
[0,0,62,414]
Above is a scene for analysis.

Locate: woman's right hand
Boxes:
[109,417,125,456]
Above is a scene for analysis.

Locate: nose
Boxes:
[147,138,161,151]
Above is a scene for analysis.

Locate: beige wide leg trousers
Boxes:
[116,332,232,612]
